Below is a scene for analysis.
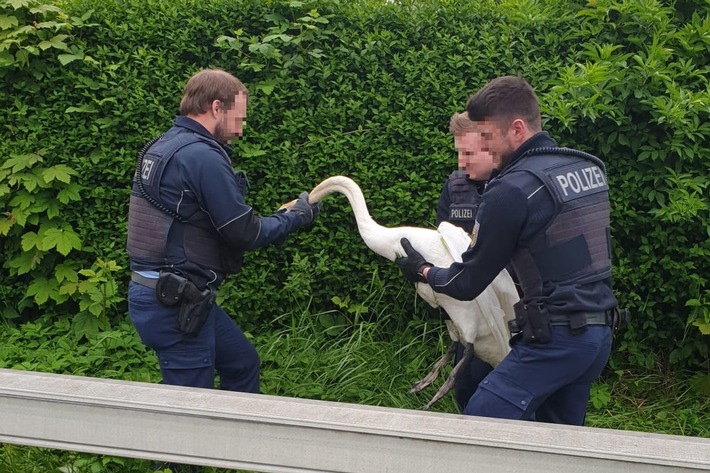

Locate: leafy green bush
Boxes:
[1,289,708,471]
[0,0,121,335]
[0,0,707,380]
[542,0,709,371]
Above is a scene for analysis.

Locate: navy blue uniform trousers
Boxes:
[128,282,260,392]
[463,325,611,425]
[453,344,493,411]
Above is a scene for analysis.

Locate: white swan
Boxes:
[295,176,519,409]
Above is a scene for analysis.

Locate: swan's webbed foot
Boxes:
[409,340,457,394]
[422,342,474,411]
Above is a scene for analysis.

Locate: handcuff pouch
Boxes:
[156,271,188,306]
[514,301,552,344]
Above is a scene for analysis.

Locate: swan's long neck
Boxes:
[309,176,394,259]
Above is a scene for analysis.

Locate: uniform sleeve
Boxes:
[179,145,302,250]
[426,179,528,300]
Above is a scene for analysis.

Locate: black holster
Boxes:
[178,283,216,336]
[611,307,630,331]
[509,301,552,344]
[155,271,216,337]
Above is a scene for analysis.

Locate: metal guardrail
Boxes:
[1,368,709,472]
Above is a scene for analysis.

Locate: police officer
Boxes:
[126,68,320,393]
[397,76,616,425]
[435,112,500,411]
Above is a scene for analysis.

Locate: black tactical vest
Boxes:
[446,171,483,234]
[506,149,612,301]
[126,130,242,278]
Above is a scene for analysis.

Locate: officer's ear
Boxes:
[510,118,530,145]
[211,100,222,116]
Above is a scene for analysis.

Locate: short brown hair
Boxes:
[449,112,477,135]
[466,76,541,131]
[179,68,248,116]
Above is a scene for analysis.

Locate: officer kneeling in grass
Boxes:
[397,76,619,425]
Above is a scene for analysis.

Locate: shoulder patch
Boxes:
[469,221,480,248]
[141,158,156,184]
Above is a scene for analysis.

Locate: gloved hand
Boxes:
[395,238,432,283]
[290,191,321,229]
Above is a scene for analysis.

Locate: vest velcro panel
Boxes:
[127,194,172,262]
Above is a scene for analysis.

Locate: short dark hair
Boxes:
[179,68,248,116]
[466,76,541,131]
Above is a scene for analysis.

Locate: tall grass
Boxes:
[1,281,708,471]
[256,293,453,412]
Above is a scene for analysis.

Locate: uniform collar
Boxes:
[501,131,557,171]
[464,175,488,193]
[173,116,233,155]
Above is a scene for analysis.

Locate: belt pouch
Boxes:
[515,301,551,344]
[156,271,188,306]
[611,307,630,331]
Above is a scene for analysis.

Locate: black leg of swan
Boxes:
[422,342,474,411]
[410,340,458,394]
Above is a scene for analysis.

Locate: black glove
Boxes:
[395,238,431,283]
[290,191,321,229]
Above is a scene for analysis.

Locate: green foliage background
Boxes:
[1,0,708,387]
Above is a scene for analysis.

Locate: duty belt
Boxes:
[131,272,158,289]
[549,311,611,326]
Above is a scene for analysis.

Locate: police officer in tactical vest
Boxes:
[435,112,512,412]
[126,68,320,394]
[397,76,617,425]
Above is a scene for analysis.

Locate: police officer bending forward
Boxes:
[127,68,320,392]
[397,76,616,425]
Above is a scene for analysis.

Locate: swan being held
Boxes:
[293,175,519,410]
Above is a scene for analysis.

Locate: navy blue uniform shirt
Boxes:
[158,116,303,252]
[132,116,306,288]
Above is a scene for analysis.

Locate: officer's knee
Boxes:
[157,348,214,388]
[463,373,535,420]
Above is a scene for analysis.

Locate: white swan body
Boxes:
[306,176,519,406]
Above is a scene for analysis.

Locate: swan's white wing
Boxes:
[437,221,471,263]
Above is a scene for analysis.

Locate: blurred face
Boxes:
[476,119,517,167]
[454,131,497,180]
[214,91,248,144]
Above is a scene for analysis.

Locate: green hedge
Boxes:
[1,0,707,373]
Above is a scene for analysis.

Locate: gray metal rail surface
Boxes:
[1,368,708,472]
